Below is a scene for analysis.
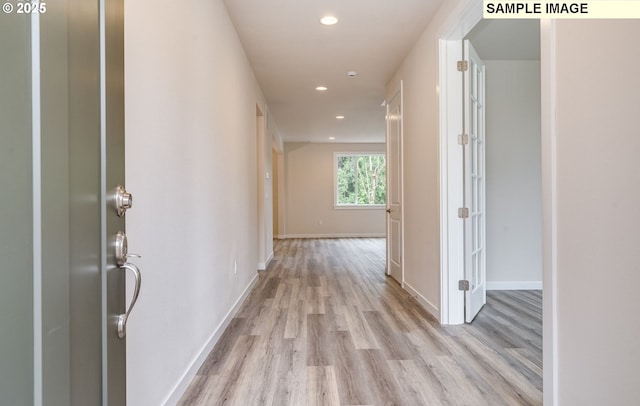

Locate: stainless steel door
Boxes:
[0,10,34,406]
[0,0,128,404]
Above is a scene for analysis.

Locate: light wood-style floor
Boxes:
[179,238,542,406]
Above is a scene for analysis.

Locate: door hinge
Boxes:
[457,60,468,72]
[457,134,469,145]
[458,207,469,218]
[459,280,470,291]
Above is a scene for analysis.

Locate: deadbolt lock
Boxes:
[114,185,133,217]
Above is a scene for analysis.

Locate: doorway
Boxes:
[439,16,542,323]
[272,147,280,239]
[438,2,549,401]
[466,20,542,294]
[256,105,274,270]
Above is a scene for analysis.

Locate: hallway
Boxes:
[178,238,542,405]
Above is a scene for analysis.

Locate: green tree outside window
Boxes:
[336,153,386,206]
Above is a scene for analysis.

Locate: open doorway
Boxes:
[466,20,542,294]
[439,17,542,325]
[438,12,544,402]
[256,104,275,270]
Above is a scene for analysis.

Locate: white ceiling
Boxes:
[223,0,444,143]
[223,4,539,143]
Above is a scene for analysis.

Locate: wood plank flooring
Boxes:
[178,238,542,406]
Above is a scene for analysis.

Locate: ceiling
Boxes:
[223,0,444,143]
[466,19,540,61]
[222,4,540,144]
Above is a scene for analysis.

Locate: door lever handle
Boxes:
[117,262,141,339]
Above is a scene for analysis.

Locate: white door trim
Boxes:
[540,18,559,406]
[437,0,481,326]
[438,39,466,325]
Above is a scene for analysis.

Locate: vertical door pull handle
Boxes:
[117,262,142,339]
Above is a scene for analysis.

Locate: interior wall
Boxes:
[124,0,275,404]
[549,19,640,405]
[393,2,640,403]
[484,60,542,289]
[283,142,386,237]
[384,0,468,317]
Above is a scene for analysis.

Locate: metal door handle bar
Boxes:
[117,262,141,339]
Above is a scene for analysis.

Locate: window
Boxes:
[334,153,386,208]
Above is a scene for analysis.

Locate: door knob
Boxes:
[114,185,133,217]
[386,208,392,213]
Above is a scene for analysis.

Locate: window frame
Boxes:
[333,152,386,210]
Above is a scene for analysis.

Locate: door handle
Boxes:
[117,262,141,339]
[114,231,142,339]
[386,208,392,213]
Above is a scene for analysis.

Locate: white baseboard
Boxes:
[281,233,385,239]
[403,281,440,322]
[162,273,259,406]
[487,281,543,290]
[257,251,274,271]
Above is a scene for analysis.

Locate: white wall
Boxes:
[543,19,640,405]
[389,2,640,403]
[386,0,543,317]
[123,1,640,404]
[485,60,542,290]
[283,142,386,237]
[385,0,468,318]
[124,0,275,404]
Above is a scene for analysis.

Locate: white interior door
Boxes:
[386,86,403,284]
[463,40,487,322]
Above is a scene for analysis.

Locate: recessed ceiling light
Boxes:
[315,86,328,91]
[336,115,345,119]
[320,16,338,26]
[328,137,336,140]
